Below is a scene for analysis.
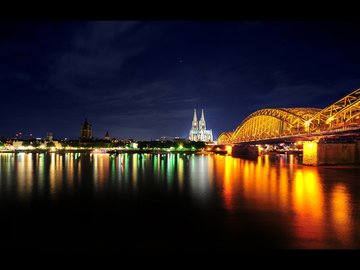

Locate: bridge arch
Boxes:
[309,88,360,131]
[218,87,360,144]
[217,132,233,144]
[231,108,321,143]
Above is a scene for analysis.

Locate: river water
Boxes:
[0,152,359,250]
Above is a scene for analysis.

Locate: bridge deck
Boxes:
[228,126,360,145]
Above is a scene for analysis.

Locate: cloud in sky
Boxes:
[41,22,214,139]
[49,22,145,96]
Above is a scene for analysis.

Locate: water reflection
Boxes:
[0,152,359,248]
[16,153,33,198]
[211,154,359,248]
[177,154,184,193]
[189,154,213,203]
[293,168,325,248]
[331,184,352,247]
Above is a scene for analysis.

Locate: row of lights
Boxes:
[227,114,360,143]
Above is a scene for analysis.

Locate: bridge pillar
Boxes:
[226,145,232,155]
[356,140,360,164]
[303,141,356,166]
[232,144,259,159]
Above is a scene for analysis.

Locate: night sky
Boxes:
[1,21,360,140]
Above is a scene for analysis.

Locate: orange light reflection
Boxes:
[292,168,325,248]
[331,184,352,246]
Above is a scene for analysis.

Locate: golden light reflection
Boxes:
[330,184,351,246]
[0,154,14,187]
[289,154,294,165]
[292,168,325,247]
[65,153,74,194]
[278,166,289,210]
[49,153,59,198]
[15,153,33,199]
[216,155,242,211]
[15,153,25,196]
[77,153,82,179]
[93,154,110,192]
[212,153,357,248]
[93,153,98,189]
[223,156,234,211]
[49,153,54,194]
[241,154,274,208]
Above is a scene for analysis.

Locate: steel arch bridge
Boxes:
[220,87,360,144]
[217,132,234,144]
[307,88,360,131]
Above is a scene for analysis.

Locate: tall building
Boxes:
[80,118,93,139]
[46,132,53,141]
[189,109,213,142]
[104,131,111,141]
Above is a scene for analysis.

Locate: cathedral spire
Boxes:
[191,109,198,130]
[199,109,206,130]
[192,109,198,123]
[200,109,205,121]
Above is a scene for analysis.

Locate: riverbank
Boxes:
[0,149,205,154]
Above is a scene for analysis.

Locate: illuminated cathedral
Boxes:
[189,109,213,142]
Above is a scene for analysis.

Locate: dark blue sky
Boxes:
[1,21,360,140]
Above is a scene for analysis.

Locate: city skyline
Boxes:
[1,21,360,140]
[2,19,360,251]
[2,112,212,141]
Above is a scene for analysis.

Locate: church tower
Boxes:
[104,131,111,141]
[80,118,93,140]
[199,109,206,130]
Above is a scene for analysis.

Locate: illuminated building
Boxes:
[80,118,93,140]
[189,109,213,142]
